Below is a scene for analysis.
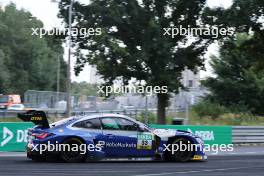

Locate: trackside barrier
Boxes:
[150,125,232,145]
[0,122,33,151]
[232,126,264,144]
[1,123,263,151]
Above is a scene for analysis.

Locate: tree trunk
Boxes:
[157,93,169,124]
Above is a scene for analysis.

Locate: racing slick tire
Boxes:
[60,137,87,163]
[164,137,194,162]
[31,155,46,162]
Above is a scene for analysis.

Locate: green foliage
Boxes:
[71,81,98,96]
[137,111,156,124]
[202,34,264,115]
[201,0,264,115]
[192,100,227,119]
[58,0,213,124]
[189,109,264,126]
[0,50,11,92]
[0,4,67,96]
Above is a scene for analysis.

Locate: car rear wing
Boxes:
[18,110,49,129]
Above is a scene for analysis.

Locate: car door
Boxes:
[71,118,105,146]
[100,117,155,157]
[99,117,132,157]
[117,117,157,157]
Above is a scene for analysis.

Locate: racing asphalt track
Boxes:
[0,146,264,176]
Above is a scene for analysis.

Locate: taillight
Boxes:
[32,132,51,139]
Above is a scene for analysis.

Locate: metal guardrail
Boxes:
[232,126,264,143]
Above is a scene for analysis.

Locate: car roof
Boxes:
[75,113,133,121]
[71,113,143,125]
[10,104,23,106]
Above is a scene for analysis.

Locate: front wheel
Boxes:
[31,155,45,162]
[60,138,87,163]
[164,138,194,162]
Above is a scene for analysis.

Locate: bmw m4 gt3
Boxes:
[18,110,206,163]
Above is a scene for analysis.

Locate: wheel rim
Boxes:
[172,138,193,161]
[61,138,84,162]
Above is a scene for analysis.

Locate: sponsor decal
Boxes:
[137,133,153,150]
[30,116,42,121]
[105,142,136,148]
[193,155,203,160]
[1,127,28,147]
[1,127,14,146]
[187,129,215,141]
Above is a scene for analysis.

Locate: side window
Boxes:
[116,118,138,131]
[73,118,101,129]
[101,118,120,130]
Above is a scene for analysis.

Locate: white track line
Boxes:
[134,167,252,176]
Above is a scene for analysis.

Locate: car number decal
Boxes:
[137,133,153,150]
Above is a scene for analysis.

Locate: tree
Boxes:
[0,50,11,92]
[203,34,264,115]
[202,0,264,66]
[58,0,212,124]
[71,82,98,96]
[0,4,67,96]
[201,0,264,114]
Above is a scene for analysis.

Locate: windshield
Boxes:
[10,105,21,108]
[0,96,8,103]
[135,120,153,132]
[50,117,76,128]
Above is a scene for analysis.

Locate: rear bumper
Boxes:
[26,144,59,159]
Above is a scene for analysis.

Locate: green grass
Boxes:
[0,117,23,122]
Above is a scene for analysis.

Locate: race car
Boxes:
[18,110,206,163]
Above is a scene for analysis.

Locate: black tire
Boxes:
[60,138,87,163]
[31,155,46,162]
[164,138,194,162]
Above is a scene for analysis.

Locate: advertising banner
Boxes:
[0,122,33,151]
[0,123,232,151]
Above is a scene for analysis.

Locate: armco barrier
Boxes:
[2,123,264,152]
[150,125,232,145]
[0,122,33,151]
[232,126,264,144]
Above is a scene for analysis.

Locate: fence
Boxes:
[232,126,264,143]
[24,90,88,109]
[23,88,208,111]
[0,108,181,119]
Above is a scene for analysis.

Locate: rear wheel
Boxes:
[60,138,87,163]
[164,138,194,162]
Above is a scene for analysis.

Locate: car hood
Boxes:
[152,128,192,138]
